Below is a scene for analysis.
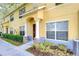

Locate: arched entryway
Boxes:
[24,16,41,42]
[27,17,36,39]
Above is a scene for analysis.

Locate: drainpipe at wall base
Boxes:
[34,37,40,43]
[23,23,28,44]
[23,35,34,43]
[23,35,28,44]
[73,40,79,56]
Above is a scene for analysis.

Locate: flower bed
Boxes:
[27,41,74,56]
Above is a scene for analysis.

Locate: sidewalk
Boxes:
[18,41,33,50]
[0,38,33,56]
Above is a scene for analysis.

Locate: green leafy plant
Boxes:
[39,43,46,50]
[35,41,55,52]
[58,44,67,51]
[43,41,53,47]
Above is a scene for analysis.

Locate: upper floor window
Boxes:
[55,3,63,6]
[10,14,14,21]
[19,7,26,18]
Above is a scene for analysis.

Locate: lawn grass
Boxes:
[4,39,23,46]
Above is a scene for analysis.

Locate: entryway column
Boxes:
[24,22,27,36]
[8,28,10,34]
[35,18,40,39]
[3,27,6,33]
[23,22,28,43]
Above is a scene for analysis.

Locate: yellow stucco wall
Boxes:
[2,3,79,40]
[40,3,79,40]
[2,4,33,35]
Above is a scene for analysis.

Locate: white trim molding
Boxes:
[46,19,69,23]
[34,17,41,39]
[35,20,40,39]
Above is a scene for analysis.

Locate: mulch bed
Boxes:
[27,47,53,56]
[27,46,74,56]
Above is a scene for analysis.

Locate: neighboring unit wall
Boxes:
[2,16,9,34]
[3,4,33,35]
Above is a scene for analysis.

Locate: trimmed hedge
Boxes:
[2,33,23,42]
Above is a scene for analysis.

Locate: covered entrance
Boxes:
[24,17,41,41]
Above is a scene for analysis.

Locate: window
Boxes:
[10,14,14,21]
[46,21,68,41]
[19,7,25,18]
[10,28,13,34]
[6,27,8,34]
[20,26,25,36]
[47,31,55,39]
[46,23,55,39]
[55,3,63,6]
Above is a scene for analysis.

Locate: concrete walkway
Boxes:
[18,41,33,50]
[0,38,33,56]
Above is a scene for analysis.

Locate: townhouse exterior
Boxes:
[0,3,79,43]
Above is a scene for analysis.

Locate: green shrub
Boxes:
[2,33,23,42]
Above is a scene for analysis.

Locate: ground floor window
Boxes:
[6,27,8,34]
[20,26,25,36]
[10,28,13,34]
[46,21,68,41]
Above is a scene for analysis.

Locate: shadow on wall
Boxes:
[27,36,79,56]
[39,37,73,51]
[39,37,79,56]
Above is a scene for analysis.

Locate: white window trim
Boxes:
[46,19,68,23]
[55,23,56,40]
[10,28,14,34]
[20,25,25,36]
[45,19,68,41]
[19,7,26,16]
